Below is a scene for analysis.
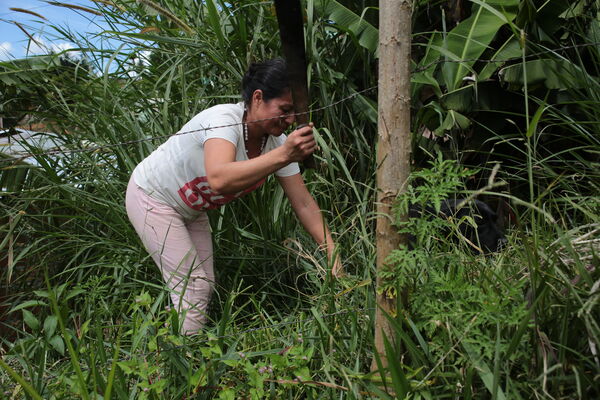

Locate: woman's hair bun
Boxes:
[241,58,290,105]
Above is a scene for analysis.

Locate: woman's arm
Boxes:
[204,125,315,195]
[278,173,342,277]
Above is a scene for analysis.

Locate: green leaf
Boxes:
[411,70,442,98]
[104,330,121,400]
[134,291,152,307]
[463,343,507,400]
[22,309,40,331]
[428,0,519,91]
[218,388,236,400]
[65,289,87,301]
[295,366,311,381]
[440,85,474,112]
[43,315,58,339]
[117,360,137,375]
[451,110,471,129]
[206,0,227,48]
[499,59,594,89]
[33,290,49,299]
[478,37,521,81]
[49,335,65,355]
[382,333,410,398]
[314,0,378,53]
[526,101,548,138]
[0,358,44,400]
[506,287,548,356]
[9,300,47,312]
[434,110,471,135]
[414,32,442,72]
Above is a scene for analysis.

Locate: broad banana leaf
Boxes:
[499,59,597,90]
[412,32,443,98]
[420,0,519,92]
[441,0,519,91]
[313,0,378,54]
[478,37,521,81]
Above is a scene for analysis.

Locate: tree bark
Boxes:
[372,0,412,371]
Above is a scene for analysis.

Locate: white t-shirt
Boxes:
[132,102,300,220]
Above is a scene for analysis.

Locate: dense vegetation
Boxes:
[1,0,598,398]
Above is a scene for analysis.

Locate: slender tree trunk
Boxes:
[372,0,412,371]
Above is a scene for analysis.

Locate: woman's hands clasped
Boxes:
[283,123,317,162]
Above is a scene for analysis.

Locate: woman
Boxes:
[126,58,340,334]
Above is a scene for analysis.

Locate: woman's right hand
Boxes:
[283,123,317,162]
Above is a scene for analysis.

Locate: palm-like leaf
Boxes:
[313,0,378,54]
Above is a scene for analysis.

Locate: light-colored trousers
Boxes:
[125,177,214,334]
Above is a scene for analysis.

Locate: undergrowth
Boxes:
[1,0,599,398]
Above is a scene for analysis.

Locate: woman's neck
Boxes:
[244,108,263,140]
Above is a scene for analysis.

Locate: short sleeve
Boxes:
[203,124,239,147]
[274,161,299,177]
[203,105,242,147]
[265,133,301,177]
[178,103,243,148]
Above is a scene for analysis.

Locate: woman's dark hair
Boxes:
[241,58,290,105]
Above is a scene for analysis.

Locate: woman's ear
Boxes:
[251,89,263,106]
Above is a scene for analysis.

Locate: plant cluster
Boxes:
[0,0,598,398]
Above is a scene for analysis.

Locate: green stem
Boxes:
[0,357,44,400]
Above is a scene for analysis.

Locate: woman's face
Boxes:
[250,89,295,136]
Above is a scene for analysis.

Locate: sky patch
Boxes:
[0,1,107,60]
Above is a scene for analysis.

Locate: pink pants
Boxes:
[125,177,214,334]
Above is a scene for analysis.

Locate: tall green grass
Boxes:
[1,0,599,398]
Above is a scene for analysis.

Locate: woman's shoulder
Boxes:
[178,103,243,135]
[198,102,244,122]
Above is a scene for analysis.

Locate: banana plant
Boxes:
[412,0,521,136]
[313,0,378,54]
[312,0,523,136]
